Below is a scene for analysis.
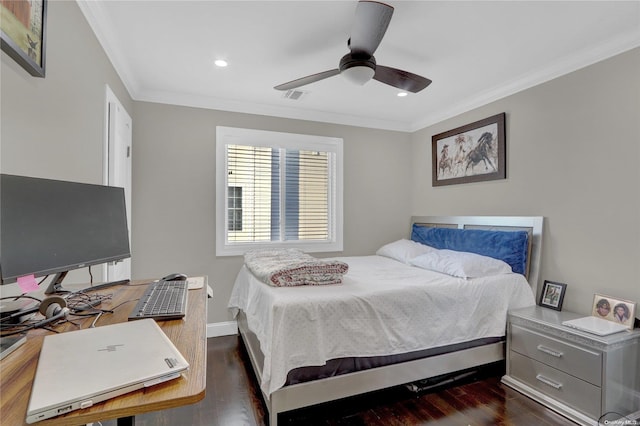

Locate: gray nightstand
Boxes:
[502,306,640,425]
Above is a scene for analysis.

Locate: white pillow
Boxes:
[409,249,512,278]
[376,239,435,264]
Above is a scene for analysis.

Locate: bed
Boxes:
[229,215,544,425]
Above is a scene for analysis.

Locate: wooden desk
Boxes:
[0,280,207,426]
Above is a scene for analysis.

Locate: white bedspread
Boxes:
[228,255,535,396]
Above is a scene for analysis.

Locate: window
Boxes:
[227,186,242,231]
[216,127,343,256]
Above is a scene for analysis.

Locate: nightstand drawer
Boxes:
[510,351,601,418]
[510,324,602,386]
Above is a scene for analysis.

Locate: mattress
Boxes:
[283,335,504,386]
[228,255,535,395]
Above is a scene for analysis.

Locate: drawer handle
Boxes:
[535,374,563,390]
[536,345,563,358]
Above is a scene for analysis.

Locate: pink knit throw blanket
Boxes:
[244,248,348,287]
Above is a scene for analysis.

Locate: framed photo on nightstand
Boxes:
[539,280,567,311]
[591,293,636,330]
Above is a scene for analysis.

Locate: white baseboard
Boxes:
[207,320,238,338]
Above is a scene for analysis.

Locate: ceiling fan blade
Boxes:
[274,69,341,91]
[349,1,394,56]
[373,65,432,93]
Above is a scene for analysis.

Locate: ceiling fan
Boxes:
[274,0,432,93]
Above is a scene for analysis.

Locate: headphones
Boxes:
[33,296,70,328]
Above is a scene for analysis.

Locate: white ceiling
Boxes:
[77,1,640,132]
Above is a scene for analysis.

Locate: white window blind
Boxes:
[216,127,343,256]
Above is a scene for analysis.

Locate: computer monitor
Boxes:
[0,174,131,294]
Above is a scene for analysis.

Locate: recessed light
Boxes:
[214,59,228,67]
[397,91,408,97]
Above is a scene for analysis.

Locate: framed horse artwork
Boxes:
[431,113,506,187]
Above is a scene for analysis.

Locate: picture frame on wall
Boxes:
[0,0,47,77]
[432,112,506,187]
[591,293,636,330]
[539,280,567,311]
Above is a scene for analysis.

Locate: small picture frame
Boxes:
[0,0,47,77]
[539,280,567,311]
[591,293,636,330]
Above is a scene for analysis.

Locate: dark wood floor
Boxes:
[106,335,573,425]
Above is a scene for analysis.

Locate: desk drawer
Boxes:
[509,351,601,418]
[510,324,602,386]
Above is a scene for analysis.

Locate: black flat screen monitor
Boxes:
[0,174,131,293]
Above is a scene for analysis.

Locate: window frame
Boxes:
[216,126,343,256]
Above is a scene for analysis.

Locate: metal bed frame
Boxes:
[237,215,544,425]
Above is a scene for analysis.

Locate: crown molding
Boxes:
[76,0,141,99]
[77,0,640,134]
[136,89,413,132]
[409,29,640,132]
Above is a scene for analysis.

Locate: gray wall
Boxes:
[2,1,638,324]
[131,102,412,322]
[411,48,640,315]
[1,1,132,290]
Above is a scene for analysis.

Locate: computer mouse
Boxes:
[161,273,188,282]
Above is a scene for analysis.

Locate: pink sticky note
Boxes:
[17,274,40,293]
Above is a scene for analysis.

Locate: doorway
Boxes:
[103,85,132,282]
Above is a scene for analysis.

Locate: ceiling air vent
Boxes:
[283,89,307,100]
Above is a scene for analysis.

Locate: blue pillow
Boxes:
[411,225,529,275]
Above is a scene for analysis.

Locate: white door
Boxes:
[103,86,132,282]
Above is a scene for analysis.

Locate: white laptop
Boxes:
[26,319,189,424]
[562,315,629,336]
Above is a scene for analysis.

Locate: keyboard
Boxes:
[128,280,188,321]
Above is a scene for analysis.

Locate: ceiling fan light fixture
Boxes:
[341,65,375,86]
[273,2,431,93]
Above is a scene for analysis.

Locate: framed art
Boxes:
[539,280,567,311]
[432,112,506,187]
[0,0,47,77]
[591,293,636,330]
